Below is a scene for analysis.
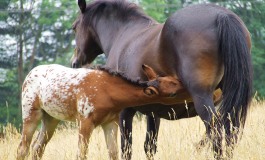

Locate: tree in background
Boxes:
[138,0,184,22]
[0,0,77,126]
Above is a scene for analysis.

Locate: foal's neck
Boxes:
[100,72,157,108]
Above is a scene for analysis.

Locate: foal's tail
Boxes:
[216,13,253,134]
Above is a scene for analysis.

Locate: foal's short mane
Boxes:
[73,0,153,30]
[94,65,148,88]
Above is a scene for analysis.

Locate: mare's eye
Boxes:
[73,28,76,33]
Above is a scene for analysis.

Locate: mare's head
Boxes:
[72,0,104,68]
[142,64,182,98]
[72,0,151,68]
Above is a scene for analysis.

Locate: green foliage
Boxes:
[0,0,77,126]
[139,0,183,22]
[0,0,10,9]
[0,69,20,127]
[229,1,265,97]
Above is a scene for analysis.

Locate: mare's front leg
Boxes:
[102,119,119,160]
[144,114,160,160]
[31,112,60,159]
[119,107,136,160]
[77,118,94,160]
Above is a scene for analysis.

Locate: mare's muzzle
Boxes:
[72,59,81,68]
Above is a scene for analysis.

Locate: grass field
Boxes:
[1,99,264,160]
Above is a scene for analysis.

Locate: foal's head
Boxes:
[142,64,181,98]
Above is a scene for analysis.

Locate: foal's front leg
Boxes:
[77,118,94,160]
[102,119,119,160]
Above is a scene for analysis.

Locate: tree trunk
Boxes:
[17,0,24,118]
[28,25,42,72]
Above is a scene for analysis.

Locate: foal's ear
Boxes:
[78,0,86,13]
[142,64,157,80]
[144,86,159,96]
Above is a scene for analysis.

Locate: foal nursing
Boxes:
[17,64,182,160]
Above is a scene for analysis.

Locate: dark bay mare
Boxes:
[72,0,252,159]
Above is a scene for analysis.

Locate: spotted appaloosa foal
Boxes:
[17,64,182,160]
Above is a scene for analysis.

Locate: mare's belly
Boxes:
[134,103,197,120]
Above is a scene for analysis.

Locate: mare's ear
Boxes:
[142,64,157,80]
[144,86,159,96]
[78,0,86,13]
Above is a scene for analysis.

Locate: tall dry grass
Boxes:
[0,100,264,160]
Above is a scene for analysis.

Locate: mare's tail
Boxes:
[216,13,253,135]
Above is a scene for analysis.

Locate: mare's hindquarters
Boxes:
[162,4,252,158]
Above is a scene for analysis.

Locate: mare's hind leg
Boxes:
[174,33,223,158]
[191,92,223,158]
[17,109,43,160]
[119,107,136,160]
[31,112,60,159]
[102,119,119,160]
[144,114,160,160]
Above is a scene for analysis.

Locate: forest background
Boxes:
[0,0,264,128]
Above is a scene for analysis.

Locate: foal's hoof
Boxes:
[146,154,154,160]
[195,137,209,152]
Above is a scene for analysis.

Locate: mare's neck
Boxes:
[94,17,155,54]
[94,17,177,76]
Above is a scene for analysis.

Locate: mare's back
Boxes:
[168,4,230,28]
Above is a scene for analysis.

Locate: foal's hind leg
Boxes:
[102,119,119,160]
[17,110,43,160]
[31,112,60,159]
[77,118,95,160]
[144,114,160,160]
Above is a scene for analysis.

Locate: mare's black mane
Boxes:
[73,0,153,30]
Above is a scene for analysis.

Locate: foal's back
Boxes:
[22,64,97,121]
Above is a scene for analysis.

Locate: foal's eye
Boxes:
[170,81,178,86]
[150,90,156,95]
[169,92,177,98]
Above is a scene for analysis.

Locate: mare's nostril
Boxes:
[72,61,79,68]
[72,63,76,68]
